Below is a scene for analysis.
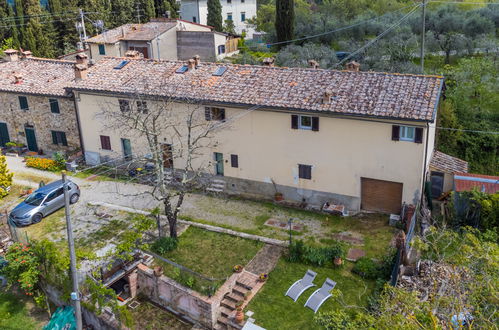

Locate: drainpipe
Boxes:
[72,93,86,157]
[420,122,430,205]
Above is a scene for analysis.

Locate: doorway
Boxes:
[430,171,444,199]
[0,123,10,147]
[162,144,173,168]
[214,152,224,176]
[121,138,132,160]
[24,127,38,152]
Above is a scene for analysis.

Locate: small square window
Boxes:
[205,107,226,121]
[98,44,106,55]
[100,135,111,150]
[241,12,246,21]
[400,126,415,142]
[299,115,312,130]
[18,96,29,110]
[192,16,197,23]
[231,154,238,168]
[227,13,233,21]
[49,99,60,113]
[218,45,226,55]
[298,164,312,180]
[51,131,67,146]
[119,99,130,112]
[227,0,232,3]
[137,101,148,114]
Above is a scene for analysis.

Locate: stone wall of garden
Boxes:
[136,263,234,329]
[0,92,80,154]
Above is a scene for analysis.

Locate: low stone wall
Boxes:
[137,264,224,329]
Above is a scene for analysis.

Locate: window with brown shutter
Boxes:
[392,125,400,141]
[298,164,312,180]
[119,99,130,112]
[231,154,238,168]
[312,117,319,131]
[100,135,111,150]
[415,127,423,143]
[291,115,298,129]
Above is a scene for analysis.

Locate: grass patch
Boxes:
[0,185,25,210]
[20,208,66,242]
[247,259,375,330]
[153,226,263,294]
[0,289,49,330]
[13,172,54,185]
[129,296,191,330]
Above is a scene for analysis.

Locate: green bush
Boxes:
[352,257,380,279]
[151,237,178,255]
[287,240,346,266]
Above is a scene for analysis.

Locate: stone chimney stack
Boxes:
[20,50,33,59]
[74,63,88,80]
[75,53,89,66]
[187,59,196,70]
[13,73,23,84]
[193,55,200,68]
[345,61,360,72]
[322,91,332,104]
[3,49,18,62]
[262,57,275,67]
[308,60,319,69]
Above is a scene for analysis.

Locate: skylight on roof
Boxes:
[213,67,227,76]
[176,65,188,74]
[114,60,130,70]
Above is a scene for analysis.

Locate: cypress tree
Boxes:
[275,0,294,47]
[207,0,222,32]
[23,0,55,57]
[142,0,156,21]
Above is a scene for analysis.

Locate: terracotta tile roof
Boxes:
[454,173,499,194]
[86,22,177,43]
[0,58,75,96]
[430,150,468,173]
[70,57,444,121]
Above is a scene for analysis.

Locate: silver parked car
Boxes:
[9,180,80,226]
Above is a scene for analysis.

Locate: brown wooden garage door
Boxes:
[361,178,403,214]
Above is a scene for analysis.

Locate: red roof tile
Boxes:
[70,57,444,121]
[454,173,499,194]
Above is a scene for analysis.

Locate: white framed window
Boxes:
[241,12,246,21]
[298,115,312,130]
[400,126,415,142]
[227,13,233,21]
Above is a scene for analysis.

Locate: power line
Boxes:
[0,17,77,29]
[335,4,422,67]
[436,127,499,134]
[0,11,79,22]
[266,4,418,47]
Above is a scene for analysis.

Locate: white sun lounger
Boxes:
[285,270,317,302]
[304,278,336,313]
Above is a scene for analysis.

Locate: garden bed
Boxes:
[152,226,263,295]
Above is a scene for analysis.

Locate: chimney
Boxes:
[20,50,33,59]
[262,57,275,67]
[345,61,360,72]
[75,53,88,66]
[13,73,23,84]
[74,63,88,80]
[125,50,142,59]
[193,55,200,68]
[187,59,196,70]
[3,49,18,62]
[322,91,332,104]
[308,59,319,69]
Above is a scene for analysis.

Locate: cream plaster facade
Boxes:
[76,92,435,210]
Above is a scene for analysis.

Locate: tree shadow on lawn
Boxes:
[247,259,375,330]
[0,288,49,330]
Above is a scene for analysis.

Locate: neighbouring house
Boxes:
[454,173,499,194]
[180,0,257,38]
[0,49,81,155]
[429,150,468,198]
[69,57,444,213]
[85,18,239,62]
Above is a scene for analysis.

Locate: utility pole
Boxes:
[62,172,82,330]
[136,2,141,24]
[420,0,427,74]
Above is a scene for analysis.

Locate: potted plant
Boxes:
[258,273,268,282]
[271,178,284,201]
[235,306,244,323]
[244,290,251,300]
[233,265,243,273]
[334,256,343,266]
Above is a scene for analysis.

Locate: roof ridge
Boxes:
[26,57,76,65]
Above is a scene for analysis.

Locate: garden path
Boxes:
[245,244,284,275]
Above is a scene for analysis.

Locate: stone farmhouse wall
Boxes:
[0,92,80,155]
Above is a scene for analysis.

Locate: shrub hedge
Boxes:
[287,240,346,266]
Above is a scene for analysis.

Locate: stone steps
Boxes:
[232,286,250,297]
[220,306,233,318]
[220,298,236,310]
[225,292,244,303]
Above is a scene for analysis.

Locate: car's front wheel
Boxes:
[32,213,42,224]
[70,193,79,204]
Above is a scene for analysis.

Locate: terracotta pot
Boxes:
[235,308,244,323]
[274,193,283,201]
[334,257,343,266]
[153,266,163,277]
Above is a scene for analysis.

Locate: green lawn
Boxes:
[0,290,49,330]
[130,296,191,330]
[247,259,375,330]
[153,226,263,294]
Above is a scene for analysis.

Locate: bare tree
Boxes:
[97,85,219,238]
